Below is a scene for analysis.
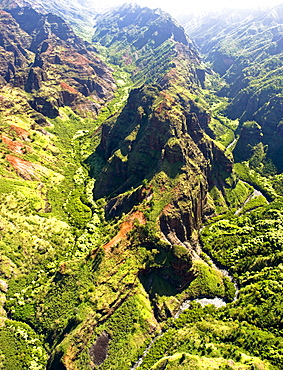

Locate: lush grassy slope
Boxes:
[0,33,133,367]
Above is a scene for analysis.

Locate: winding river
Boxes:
[130,180,267,369]
[235,182,266,215]
[130,262,238,370]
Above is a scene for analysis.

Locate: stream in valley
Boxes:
[234,183,266,215]
[130,262,238,370]
[130,173,267,369]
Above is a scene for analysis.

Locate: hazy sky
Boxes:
[93,0,283,17]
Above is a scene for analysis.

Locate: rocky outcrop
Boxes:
[159,178,207,245]
[93,4,201,86]
[91,4,233,245]
[234,121,263,162]
[104,186,152,220]
[89,331,110,367]
[0,10,32,84]
[29,95,60,118]
[25,67,46,92]
[93,83,232,244]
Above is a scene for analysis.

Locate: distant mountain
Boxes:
[0,0,98,36]
[92,3,202,86]
[180,8,262,56]
[183,4,283,171]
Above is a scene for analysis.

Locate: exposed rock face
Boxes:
[94,3,189,48]
[0,10,32,84]
[104,186,151,219]
[234,121,263,162]
[159,178,207,245]
[0,0,98,31]
[0,6,116,118]
[94,84,232,244]
[90,4,233,246]
[93,3,200,87]
[25,67,46,91]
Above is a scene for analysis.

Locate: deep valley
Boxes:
[0,1,283,369]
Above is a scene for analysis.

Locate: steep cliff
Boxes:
[0,0,97,36]
[93,4,201,86]
[94,83,232,244]
[90,4,232,247]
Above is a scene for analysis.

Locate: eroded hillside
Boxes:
[184,4,283,172]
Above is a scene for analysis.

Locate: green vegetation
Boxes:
[2,2,283,370]
[234,163,278,201]
[0,30,133,368]
[138,304,280,369]
[93,67,133,126]
[0,319,48,370]
[201,198,283,337]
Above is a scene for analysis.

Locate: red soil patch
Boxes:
[2,134,31,155]
[102,211,146,252]
[10,125,30,141]
[162,67,180,84]
[122,52,133,65]
[61,51,92,67]
[60,82,78,95]
[162,203,174,215]
[160,90,174,102]
[155,93,174,117]
[6,155,36,180]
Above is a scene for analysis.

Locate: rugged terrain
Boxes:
[0,1,283,370]
[184,5,283,171]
